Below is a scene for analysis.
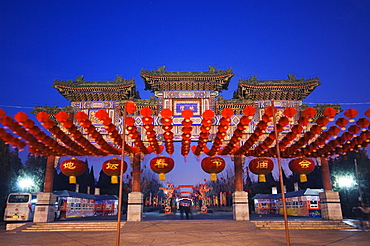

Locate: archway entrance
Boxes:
[1,67,368,226]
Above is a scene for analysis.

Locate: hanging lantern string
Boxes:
[160,109,174,155]
[140,107,162,155]
[55,111,106,156]
[204,108,233,156]
[180,109,193,157]
[75,111,121,155]
[193,109,214,156]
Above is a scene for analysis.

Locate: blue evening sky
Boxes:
[1,1,369,185]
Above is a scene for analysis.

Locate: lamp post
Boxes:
[354,159,364,205]
[338,176,355,216]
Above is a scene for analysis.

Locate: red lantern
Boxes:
[323,107,337,118]
[160,108,173,118]
[56,111,70,122]
[182,109,193,119]
[201,156,226,181]
[75,111,89,122]
[0,109,6,119]
[95,109,109,120]
[243,105,256,117]
[102,158,127,184]
[249,158,274,182]
[365,108,370,119]
[264,106,277,117]
[284,107,297,118]
[202,110,214,119]
[126,101,137,114]
[140,107,152,117]
[150,156,174,181]
[60,158,87,183]
[344,108,358,122]
[289,158,315,182]
[303,107,317,118]
[336,118,349,130]
[221,108,234,118]
[14,112,29,123]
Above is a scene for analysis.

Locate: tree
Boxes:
[0,139,21,219]
[330,150,370,217]
[20,154,47,192]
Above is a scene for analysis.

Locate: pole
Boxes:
[271,100,290,246]
[234,155,243,191]
[354,159,363,204]
[116,103,127,246]
[44,156,56,193]
[320,157,332,190]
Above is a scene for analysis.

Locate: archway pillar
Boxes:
[127,153,143,221]
[34,156,58,223]
[319,157,343,220]
[233,155,249,220]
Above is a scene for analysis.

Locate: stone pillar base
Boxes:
[319,190,343,220]
[127,192,143,222]
[233,191,249,221]
[34,193,57,223]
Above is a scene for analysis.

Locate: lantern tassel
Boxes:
[258,174,266,182]
[299,174,308,182]
[69,176,76,184]
[210,173,217,181]
[159,173,166,181]
[111,175,118,184]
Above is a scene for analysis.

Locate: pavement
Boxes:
[1,211,370,246]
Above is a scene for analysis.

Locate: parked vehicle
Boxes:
[3,193,38,222]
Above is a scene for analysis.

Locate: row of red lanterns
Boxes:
[1,105,369,160]
[125,116,151,154]
[160,109,175,155]
[192,109,214,156]
[249,157,315,183]
[205,108,233,156]
[180,109,193,157]
[141,107,163,154]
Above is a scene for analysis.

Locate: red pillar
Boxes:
[234,155,243,191]
[132,153,141,192]
[43,156,55,193]
[320,157,332,190]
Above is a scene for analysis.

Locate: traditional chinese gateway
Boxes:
[3,66,368,223]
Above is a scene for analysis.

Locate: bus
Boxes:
[3,193,38,222]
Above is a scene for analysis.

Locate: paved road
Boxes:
[1,211,369,246]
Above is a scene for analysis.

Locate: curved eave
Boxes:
[53,84,135,91]
[238,81,320,89]
[140,73,233,80]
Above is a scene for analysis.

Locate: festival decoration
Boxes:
[201,156,226,181]
[102,158,127,184]
[160,109,174,155]
[181,109,193,157]
[249,158,274,182]
[150,156,174,181]
[289,158,316,182]
[60,157,87,183]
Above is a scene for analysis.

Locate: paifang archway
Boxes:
[1,67,369,224]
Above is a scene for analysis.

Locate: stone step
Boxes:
[251,220,356,230]
[21,222,125,232]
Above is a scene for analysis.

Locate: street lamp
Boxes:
[337,176,355,188]
[18,178,34,192]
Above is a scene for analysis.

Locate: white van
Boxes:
[3,193,38,222]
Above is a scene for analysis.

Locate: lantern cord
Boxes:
[116,103,127,246]
[272,100,291,246]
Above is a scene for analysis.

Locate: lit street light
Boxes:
[18,178,34,192]
[337,177,355,188]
